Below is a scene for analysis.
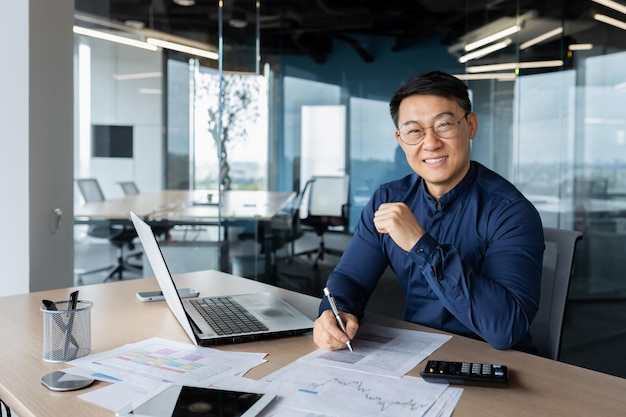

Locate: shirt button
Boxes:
[416,248,424,253]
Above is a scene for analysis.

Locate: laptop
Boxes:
[129,211,314,346]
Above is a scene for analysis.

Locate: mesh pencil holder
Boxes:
[41,300,93,363]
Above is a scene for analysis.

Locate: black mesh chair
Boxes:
[294,175,350,269]
[117,181,170,240]
[76,178,142,282]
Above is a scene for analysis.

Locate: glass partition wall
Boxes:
[73,1,265,281]
[74,0,626,375]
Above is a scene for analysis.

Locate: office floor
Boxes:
[74,228,626,379]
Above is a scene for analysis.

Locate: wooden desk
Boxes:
[2,271,625,416]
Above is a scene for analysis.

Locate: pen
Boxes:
[42,299,78,348]
[323,287,353,352]
[63,290,79,360]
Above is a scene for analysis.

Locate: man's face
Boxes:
[395,94,477,201]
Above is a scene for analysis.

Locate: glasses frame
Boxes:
[397,110,471,146]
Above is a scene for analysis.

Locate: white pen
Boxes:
[323,287,353,352]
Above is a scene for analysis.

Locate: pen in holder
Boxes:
[41,299,93,362]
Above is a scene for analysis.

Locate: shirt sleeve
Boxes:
[409,198,544,350]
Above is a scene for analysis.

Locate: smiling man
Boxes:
[314,71,545,353]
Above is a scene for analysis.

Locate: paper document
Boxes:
[65,337,267,389]
[298,323,451,377]
[259,361,460,417]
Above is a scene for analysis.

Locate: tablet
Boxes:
[116,384,276,417]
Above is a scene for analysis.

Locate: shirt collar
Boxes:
[419,161,477,209]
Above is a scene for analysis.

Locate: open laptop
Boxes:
[129,211,314,346]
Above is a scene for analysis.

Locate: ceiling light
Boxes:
[453,73,516,81]
[464,25,521,52]
[594,13,626,30]
[592,0,626,15]
[467,60,564,73]
[173,0,195,6]
[138,88,162,95]
[568,43,594,50]
[73,26,158,51]
[146,38,219,60]
[519,27,563,50]
[113,72,163,81]
[459,39,512,63]
[229,12,248,29]
[124,20,145,29]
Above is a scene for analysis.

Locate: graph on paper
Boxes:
[104,345,228,379]
[306,376,424,413]
[263,362,448,417]
[67,338,266,388]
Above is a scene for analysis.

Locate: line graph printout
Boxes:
[298,323,452,377]
[260,361,456,417]
[66,337,267,389]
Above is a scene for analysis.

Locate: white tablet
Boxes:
[116,384,276,417]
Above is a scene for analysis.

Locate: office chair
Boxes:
[75,178,142,282]
[118,181,140,195]
[117,180,171,240]
[294,175,350,269]
[268,183,311,262]
[529,227,583,360]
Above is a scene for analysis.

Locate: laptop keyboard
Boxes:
[189,297,268,335]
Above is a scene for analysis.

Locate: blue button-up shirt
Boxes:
[321,161,544,351]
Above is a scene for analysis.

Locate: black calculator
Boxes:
[420,360,509,387]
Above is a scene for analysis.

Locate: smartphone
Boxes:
[136,288,199,302]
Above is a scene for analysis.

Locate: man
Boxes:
[314,71,544,352]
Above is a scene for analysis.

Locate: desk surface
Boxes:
[2,271,626,416]
[74,190,295,222]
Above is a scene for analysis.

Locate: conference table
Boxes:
[74,190,296,281]
[74,189,295,223]
[1,270,625,416]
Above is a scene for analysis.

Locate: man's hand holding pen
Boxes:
[313,288,358,351]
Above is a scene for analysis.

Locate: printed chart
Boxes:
[262,362,452,417]
[67,337,266,388]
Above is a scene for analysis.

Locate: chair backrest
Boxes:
[118,181,140,195]
[76,178,106,202]
[300,175,350,219]
[530,227,583,360]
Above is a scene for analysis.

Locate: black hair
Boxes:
[389,71,472,128]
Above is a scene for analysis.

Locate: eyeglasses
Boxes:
[397,111,470,146]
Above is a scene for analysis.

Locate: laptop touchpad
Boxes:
[255,307,294,319]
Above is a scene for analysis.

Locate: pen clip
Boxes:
[69,290,79,310]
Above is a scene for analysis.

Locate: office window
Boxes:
[349,97,409,229]
[280,77,343,193]
[194,68,268,190]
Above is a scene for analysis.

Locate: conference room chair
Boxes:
[117,180,172,240]
[530,227,583,360]
[294,175,350,269]
[118,180,140,195]
[75,178,142,282]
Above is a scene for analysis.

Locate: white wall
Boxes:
[0,0,74,296]
[75,37,163,200]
